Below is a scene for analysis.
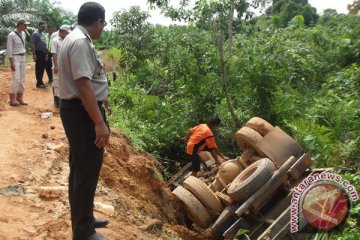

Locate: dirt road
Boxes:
[0,63,204,240]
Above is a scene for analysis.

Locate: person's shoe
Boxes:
[87,233,108,240]
[9,93,20,106]
[36,84,47,89]
[9,101,20,106]
[94,219,109,228]
[16,93,28,106]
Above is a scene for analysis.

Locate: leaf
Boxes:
[303,135,316,150]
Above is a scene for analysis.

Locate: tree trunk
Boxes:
[217,30,240,128]
[228,0,235,56]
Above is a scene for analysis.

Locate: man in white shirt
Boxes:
[58,2,109,240]
[50,24,71,107]
[6,18,30,106]
[51,19,71,40]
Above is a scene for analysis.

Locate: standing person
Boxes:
[6,18,30,106]
[51,19,72,40]
[45,25,54,84]
[183,116,229,176]
[58,2,110,240]
[31,21,48,88]
[50,24,71,108]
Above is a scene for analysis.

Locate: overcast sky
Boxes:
[55,0,354,26]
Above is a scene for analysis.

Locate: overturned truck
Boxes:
[168,117,318,240]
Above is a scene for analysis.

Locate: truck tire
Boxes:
[172,185,211,228]
[227,158,274,201]
[235,126,263,152]
[245,117,274,136]
[183,176,223,215]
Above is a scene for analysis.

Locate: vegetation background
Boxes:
[1,0,359,239]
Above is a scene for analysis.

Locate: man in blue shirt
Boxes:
[31,21,48,88]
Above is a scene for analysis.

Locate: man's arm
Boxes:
[31,33,37,61]
[210,148,229,162]
[52,53,58,73]
[6,34,15,71]
[75,77,109,148]
[31,43,37,61]
[205,136,229,164]
[51,41,58,73]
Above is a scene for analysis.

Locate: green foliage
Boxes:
[235,228,250,239]
[101,7,360,179]
[30,0,75,28]
[106,6,235,169]
[0,0,75,47]
[288,14,305,29]
[267,0,319,27]
[280,65,360,167]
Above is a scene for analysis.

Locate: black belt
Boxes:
[13,53,25,56]
[60,98,103,109]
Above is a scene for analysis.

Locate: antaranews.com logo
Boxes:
[290,171,359,233]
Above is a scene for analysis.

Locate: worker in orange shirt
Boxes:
[183,116,229,176]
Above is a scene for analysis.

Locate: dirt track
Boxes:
[0,63,208,240]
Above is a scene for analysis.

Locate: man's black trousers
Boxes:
[35,51,46,87]
[60,99,108,240]
[45,52,53,83]
[35,51,53,87]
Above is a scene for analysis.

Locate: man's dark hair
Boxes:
[208,116,221,126]
[38,21,45,27]
[78,2,105,26]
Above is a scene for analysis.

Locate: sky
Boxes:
[54,0,354,26]
[54,0,176,25]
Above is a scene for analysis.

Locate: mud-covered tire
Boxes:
[227,158,274,201]
[245,117,274,136]
[183,176,223,214]
[235,126,263,151]
[172,185,211,228]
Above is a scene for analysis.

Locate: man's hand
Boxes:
[32,54,37,62]
[94,122,110,148]
[10,63,15,72]
[76,77,110,148]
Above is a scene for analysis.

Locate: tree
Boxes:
[146,0,271,127]
[266,0,318,27]
[0,0,74,47]
[103,5,360,175]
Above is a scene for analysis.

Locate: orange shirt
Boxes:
[186,124,217,155]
